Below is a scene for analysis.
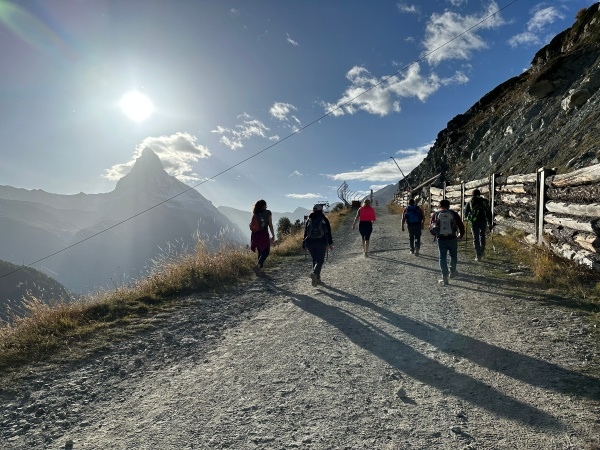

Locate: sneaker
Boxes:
[410,248,414,254]
[449,270,458,279]
[310,273,318,287]
[474,255,480,262]
[415,248,419,256]
[438,276,449,285]
[317,276,322,284]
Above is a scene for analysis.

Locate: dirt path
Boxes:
[1,207,600,449]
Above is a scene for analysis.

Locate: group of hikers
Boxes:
[249,189,492,286]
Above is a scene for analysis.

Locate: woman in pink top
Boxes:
[352,198,376,257]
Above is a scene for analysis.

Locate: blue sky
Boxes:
[0,0,594,213]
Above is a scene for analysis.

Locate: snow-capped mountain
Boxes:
[0,149,245,293]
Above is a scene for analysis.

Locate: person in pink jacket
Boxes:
[352,198,376,257]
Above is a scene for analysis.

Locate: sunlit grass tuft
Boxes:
[0,208,351,372]
[387,203,404,215]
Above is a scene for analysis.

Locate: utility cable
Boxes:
[0,0,519,281]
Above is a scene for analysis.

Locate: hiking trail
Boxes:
[1,207,599,449]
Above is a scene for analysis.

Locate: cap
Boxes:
[313,203,323,211]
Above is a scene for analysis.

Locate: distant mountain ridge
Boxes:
[0,260,71,323]
[0,149,247,293]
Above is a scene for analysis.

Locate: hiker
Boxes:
[401,198,425,256]
[249,199,275,277]
[430,199,465,285]
[464,189,493,261]
[302,203,334,286]
[352,198,376,257]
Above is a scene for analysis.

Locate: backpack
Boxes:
[467,197,489,223]
[249,212,267,233]
[430,210,456,237]
[306,215,326,240]
[404,205,422,224]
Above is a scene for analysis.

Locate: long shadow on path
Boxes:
[279,288,564,430]
[319,284,600,402]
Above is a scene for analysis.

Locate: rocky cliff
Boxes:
[407,3,600,189]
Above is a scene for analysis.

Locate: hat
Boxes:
[313,203,323,211]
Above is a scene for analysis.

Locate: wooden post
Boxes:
[490,173,497,226]
[536,167,556,245]
[460,181,465,219]
[443,181,447,200]
[428,188,432,213]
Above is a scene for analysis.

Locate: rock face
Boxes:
[407,3,600,189]
[0,149,246,294]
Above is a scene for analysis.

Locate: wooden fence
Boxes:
[412,164,600,271]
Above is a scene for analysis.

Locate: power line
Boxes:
[0,0,519,282]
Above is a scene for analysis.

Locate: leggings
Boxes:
[257,245,270,268]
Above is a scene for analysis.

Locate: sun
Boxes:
[119,91,154,122]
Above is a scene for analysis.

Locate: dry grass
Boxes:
[0,208,350,372]
[387,203,404,215]
[0,242,257,371]
[492,231,600,320]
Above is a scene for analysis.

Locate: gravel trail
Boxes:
[1,207,599,449]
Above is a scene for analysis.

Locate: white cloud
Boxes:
[508,6,565,48]
[286,33,299,46]
[286,193,321,199]
[270,102,297,121]
[103,132,210,182]
[447,0,468,6]
[528,7,565,32]
[270,102,302,131]
[328,142,431,182]
[211,114,273,150]
[289,170,303,177]
[397,3,418,14]
[507,31,540,48]
[323,64,466,117]
[423,1,505,66]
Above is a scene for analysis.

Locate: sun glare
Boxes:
[119,91,154,122]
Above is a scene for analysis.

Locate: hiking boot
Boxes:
[317,276,322,284]
[449,270,458,279]
[438,276,449,285]
[310,273,318,287]
[415,248,419,256]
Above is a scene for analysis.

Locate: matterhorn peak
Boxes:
[130,148,164,174]
[113,147,173,196]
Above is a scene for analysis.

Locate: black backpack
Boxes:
[468,197,489,223]
[306,215,326,239]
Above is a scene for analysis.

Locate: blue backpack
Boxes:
[404,205,422,224]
